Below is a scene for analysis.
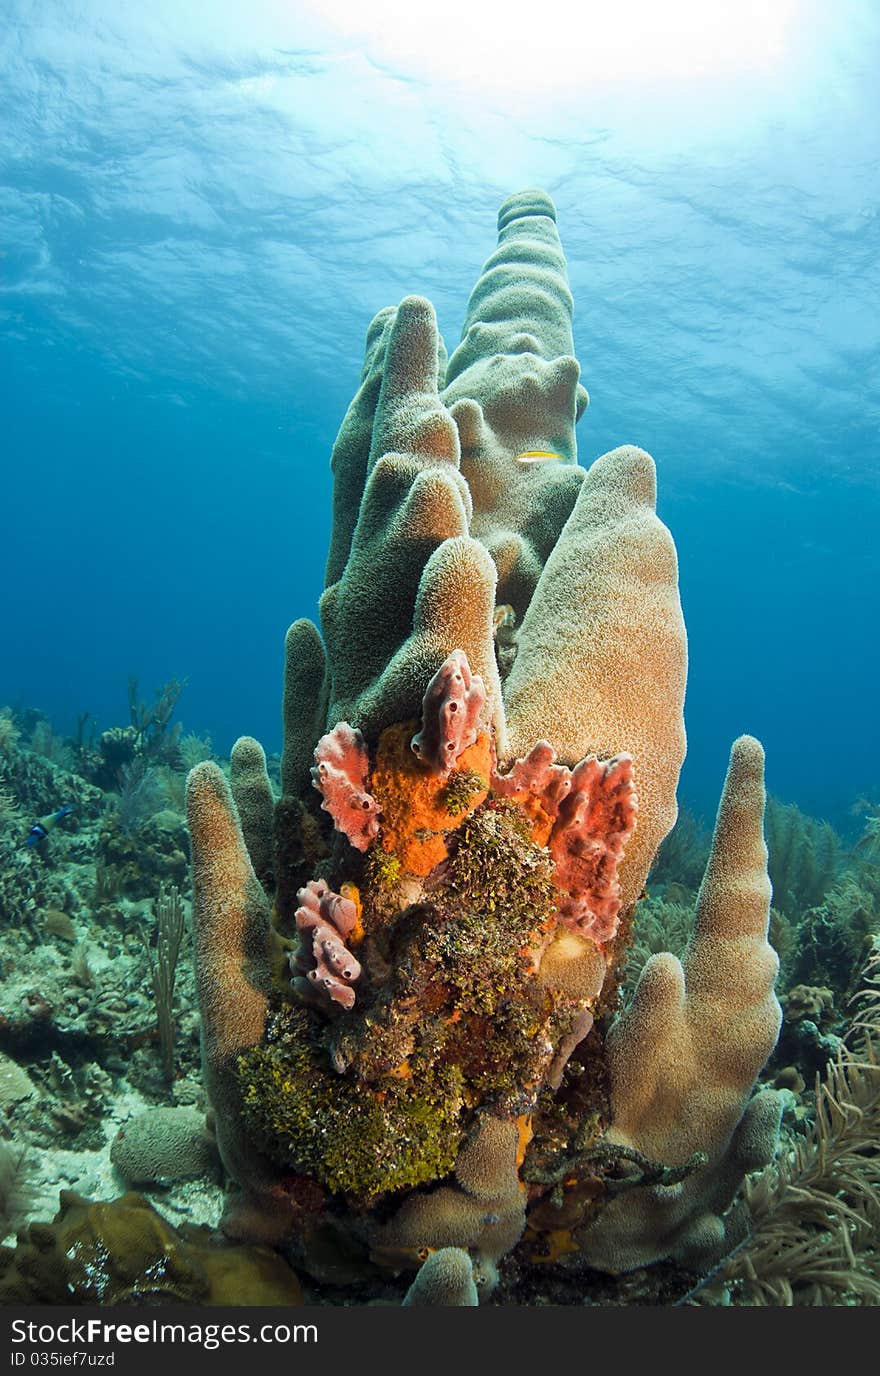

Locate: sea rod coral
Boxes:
[186,189,782,1301]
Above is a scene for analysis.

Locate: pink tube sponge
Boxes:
[410,649,486,776]
[291,879,362,1012]
[549,754,637,943]
[312,722,381,852]
[491,738,573,816]
[494,743,637,944]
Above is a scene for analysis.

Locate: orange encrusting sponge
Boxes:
[371,722,491,877]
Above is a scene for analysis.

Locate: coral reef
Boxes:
[788,873,878,1004]
[765,796,841,921]
[0,694,211,1211]
[181,189,785,1304]
[9,191,876,1309]
[0,1141,34,1240]
[648,806,711,892]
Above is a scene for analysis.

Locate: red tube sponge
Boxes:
[291,879,362,1012]
[312,722,381,852]
[494,742,637,944]
[410,649,486,776]
[549,754,637,942]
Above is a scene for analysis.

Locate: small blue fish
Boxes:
[26,805,74,849]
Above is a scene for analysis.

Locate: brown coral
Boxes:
[574,736,783,1273]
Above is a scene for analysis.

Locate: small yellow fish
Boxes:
[514,450,563,465]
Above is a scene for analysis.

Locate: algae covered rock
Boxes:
[0,1191,303,1306]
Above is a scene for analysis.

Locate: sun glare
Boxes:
[298,0,800,94]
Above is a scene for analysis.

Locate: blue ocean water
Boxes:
[2,0,878,830]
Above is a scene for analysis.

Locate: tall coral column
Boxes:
[186,762,293,1243]
[575,736,783,1272]
[183,190,781,1303]
[503,444,687,911]
[443,189,588,620]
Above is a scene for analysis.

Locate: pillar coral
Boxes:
[187,190,782,1299]
[442,188,588,624]
[574,737,784,1273]
[503,444,688,914]
[229,736,275,891]
[187,763,299,1246]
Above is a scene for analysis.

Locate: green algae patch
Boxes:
[363,844,403,925]
[236,803,563,1202]
[442,768,489,817]
[442,803,558,943]
[237,1006,466,1200]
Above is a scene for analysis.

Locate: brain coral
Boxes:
[185,190,781,1302]
[110,1107,219,1187]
